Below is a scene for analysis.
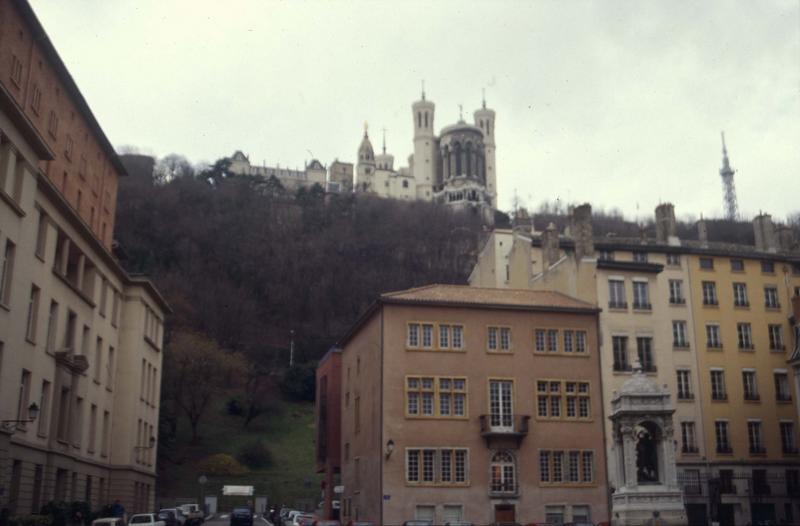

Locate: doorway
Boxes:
[494,504,515,524]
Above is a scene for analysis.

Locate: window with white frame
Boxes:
[421,323,433,348]
[408,323,419,347]
[775,372,792,401]
[575,331,587,353]
[26,285,41,342]
[780,422,797,453]
[488,326,511,351]
[768,324,784,351]
[633,251,648,263]
[764,286,780,308]
[608,279,626,308]
[737,323,753,349]
[612,335,629,371]
[706,324,722,348]
[563,330,573,352]
[673,321,689,348]
[711,370,727,400]
[406,376,466,418]
[669,279,685,304]
[715,420,731,453]
[539,450,594,485]
[637,337,655,371]
[547,329,558,352]
[666,253,681,266]
[0,239,16,305]
[702,281,718,305]
[490,450,516,493]
[742,370,759,401]
[681,422,698,453]
[406,448,468,485]
[676,370,693,400]
[632,281,650,310]
[748,421,764,454]
[733,283,749,307]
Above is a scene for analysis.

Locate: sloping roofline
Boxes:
[13,0,128,176]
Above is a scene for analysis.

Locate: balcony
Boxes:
[613,362,631,372]
[716,446,732,454]
[749,446,766,455]
[608,301,628,310]
[734,301,750,308]
[681,446,699,454]
[744,393,760,402]
[776,394,792,402]
[489,481,519,498]
[719,482,737,495]
[703,299,719,306]
[748,482,771,496]
[669,297,686,305]
[782,446,799,455]
[633,302,652,311]
[479,415,529,448]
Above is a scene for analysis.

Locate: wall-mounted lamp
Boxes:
[385,439,395,459]
[1,403,40,432]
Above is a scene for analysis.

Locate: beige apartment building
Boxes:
[335,284,609,525]
[468,203,800,525]
[1,0,168,517]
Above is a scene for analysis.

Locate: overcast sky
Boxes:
[30,0,800,221]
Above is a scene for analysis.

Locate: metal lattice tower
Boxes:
[720,132,739,220]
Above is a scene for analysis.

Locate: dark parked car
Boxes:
[230,508,253,526]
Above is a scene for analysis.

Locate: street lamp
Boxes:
[1,403,40,432]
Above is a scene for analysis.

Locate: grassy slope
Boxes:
[158,392,322,509]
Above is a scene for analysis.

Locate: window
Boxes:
[106,346,115,389]
[666,253,681,266]
[535,329,545,352]
[563,330,573,352]
[775,372,791,401]
[111,290,120,327]
[558,330,587,354]
[406,376,466,418]
[748,421,764,454]
[490,450,516,493]
[406,448,468,485]
[101,411,110,456]
[711,370,727,400]
[702,281,718,305]
[730,259,744,272]
[737,323,753,349]
[608,279,626,309]
[781,422,798,454]
[672,321,689,348]
[99,278,108,317]
[64,310,76,351]
[56,387,70,441]
[761,260,775,273]
[94,337,103,382]
[612,335,629,371]
[733,283,749,307]
[73,397,84,446]
[31,464,43,513]
[575,331,587,353]
[26,285,41,342]
[88,404,98,453]
[700,257,714,269]
[38,380,51,437]
[48,110,59,138]
[17,370,32,426]
[633,251,648,263]
[547,329,558,352]
[489,380,514,429]
[65,135,74,160]
[452,325,463,349]
[35,210,48,258]
[572,505,591,524]
[637,337,655,372]
[706,324,722,348]
[421,323,433,348]
[669,279,685,304]
[768,324,784,351]
[354,396,360,434]
[715,421,731,453]
[681,422,698,453]
[31,84,42,115]
[599,250,614,261]
[488,326,511,351]
[764,286,780,308]
[537,380,590,420]
[0,239,16,305]
[539,450,594,485]
[10,54,23,86]
[545,506,565,525]
[676,370,693,400]
[407,323,419,347]
[632,281,651,310]
[742,371,759,401]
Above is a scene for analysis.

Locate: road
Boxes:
[202,514,273,526]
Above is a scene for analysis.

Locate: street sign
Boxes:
[333,485,344,494]
[198,475,208,485]
[383,495,391,501]
[223,485,254,496]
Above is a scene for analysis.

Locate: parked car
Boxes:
[129,514,166,526]
[157,509,182,526]
[179,504,205,525]
[311,521,340,526]
[230,508,254,526]
[285,511,303,526]
[295,515,317,526]
[93,518,125,526]
[344,522,374,526]
[403,522,433,526]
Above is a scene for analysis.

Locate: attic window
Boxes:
[598,250,614,261]
[633,252,648,263]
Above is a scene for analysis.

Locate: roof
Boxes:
[382,284,598,312]
[336,284,598,349]
[14,0,128,176]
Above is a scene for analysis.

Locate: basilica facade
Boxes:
[356,91,497,222]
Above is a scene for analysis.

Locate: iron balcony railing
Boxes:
[479,414,530,437]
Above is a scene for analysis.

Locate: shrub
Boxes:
[237,441,273,469]
[40,502,70,526]
[9,515,53,526]
[279,363,316,402]
[198,453,248,476]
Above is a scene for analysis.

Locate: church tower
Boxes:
[356,125,376,192]
[474,92,496,206]
[411,86,436,200]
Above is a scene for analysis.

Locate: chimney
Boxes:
[542,222,560,267]
[655,203,677,245]
[697,218,708,247]
[570,203,594,261]
[775,225,796,252]
[753,213,777,252]
[512,207,533,234]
